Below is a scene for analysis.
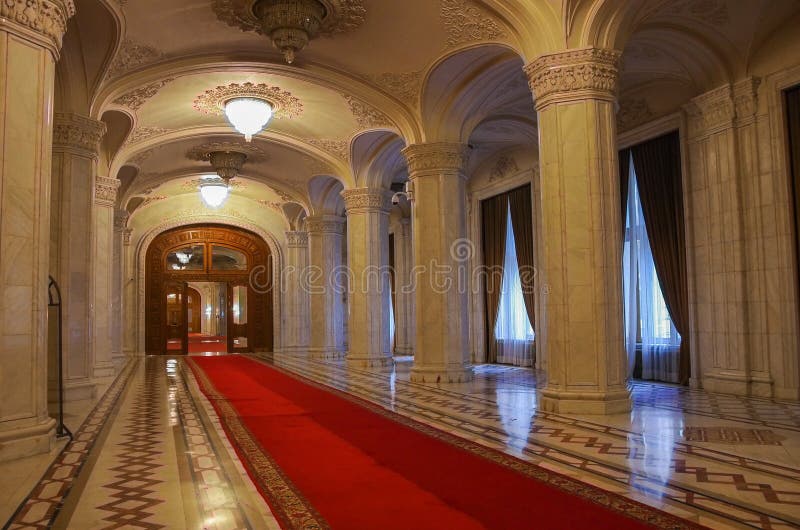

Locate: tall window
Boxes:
[623,158,681,382]
[494,203,534,367]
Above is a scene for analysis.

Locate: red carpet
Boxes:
[188,356,702,530]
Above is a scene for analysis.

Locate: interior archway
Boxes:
[144,224,273,354]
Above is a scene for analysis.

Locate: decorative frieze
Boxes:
[112,78,175,112]
[341,188,392,213]
[732,77,761,124]
[306,215,345,235]
[402,142,471,176]
[286,231,309,248]
[685,77,762,139]
[524,47,621,110]
[53,113,107,156]
[0,0,75,52]
[95,177,121,207]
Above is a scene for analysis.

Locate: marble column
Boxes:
[685,78,773,396]
[393,218,415,355]
[283,231,310,353]
[306,215,345,358]
[401,143,473,383]
[122,228,136,355]
[91,177,121,378]
[0,0,75,461]
[342,188,393,369]
[111,210,129,370]
[50,113,107,402]
[523,47,630,414]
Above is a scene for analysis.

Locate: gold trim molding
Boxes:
[193,82,303,120]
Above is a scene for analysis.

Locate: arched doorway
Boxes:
[145,224,273,354]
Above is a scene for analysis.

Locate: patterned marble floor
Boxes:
[4,353,800,529]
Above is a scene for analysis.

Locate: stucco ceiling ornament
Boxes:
[106,38,164,79]
[124,126,170,146]
[307,138,350,161]
[193,82,303,121]
[617,97,655,132]
[113,78,175,112]
[364,71,422,107]
[258,199,283,211]
[181,179,246,191]
[488,155,519,182]
[186,140,269,163]
[661,0,730,26]
[440,0,508,48]
[343,94,393,129]
[212,0,365,63]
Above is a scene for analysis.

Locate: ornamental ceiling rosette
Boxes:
[193,82,303,120]
[185,140,270,163]
[212,0,366,38]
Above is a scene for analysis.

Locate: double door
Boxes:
[163,280,251,354]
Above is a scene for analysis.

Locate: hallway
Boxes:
[3,355,800,529]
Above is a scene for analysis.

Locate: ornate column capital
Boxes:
[341,187,392,214]
[401,142,471,178]
[53,113,107,158]
[286,231,309,248]
[114,210,130,231]
[524,47,621,111]
[122,228,133,246]
[0,0,76,57]
[95,176,120,207]
[306,215,345,235]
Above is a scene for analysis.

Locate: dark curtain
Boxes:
[787,87,800,321]
[631,131,690,384]
[508,185,536,336]
[619,147,631,239]
[481,194,508,363]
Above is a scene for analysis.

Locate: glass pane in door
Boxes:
[231,285,248,349]
[165,285,186,353]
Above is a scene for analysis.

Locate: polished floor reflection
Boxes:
[3,354,800,529]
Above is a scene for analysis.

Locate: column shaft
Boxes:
[307,216,345,358]
[283,231,310,353]
[91,177,120,378]
[524,47,630,414]
[401,144,473,383]
[0,0,74,461]
[393,218,415,355]
[342,188,393,369]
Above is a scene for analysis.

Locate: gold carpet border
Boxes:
[185,357,329,530]
[249,355,707,530]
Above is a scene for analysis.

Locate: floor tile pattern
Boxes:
[4,359,138,530]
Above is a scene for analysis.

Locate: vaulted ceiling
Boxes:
[58,0,800,232]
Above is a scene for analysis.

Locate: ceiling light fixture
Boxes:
[224,97,273,141]
[252,0,327,64]
[199,179,229,208]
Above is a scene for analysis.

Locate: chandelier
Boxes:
[252,0,327,64]
[224,98,273,141]
[199,149,248,208]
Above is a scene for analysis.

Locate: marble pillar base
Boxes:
[703,372,775,398]
[346,354,394,371]
[48,380,97,403]
[0,418,57,463]
[410,365,474,384]
[538,389,632,415]
[308,349,345,361]
[93,362,116,379]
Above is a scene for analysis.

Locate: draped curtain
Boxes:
[508,185,536,335]
[481,194,508,363]
[630,131,690,384]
